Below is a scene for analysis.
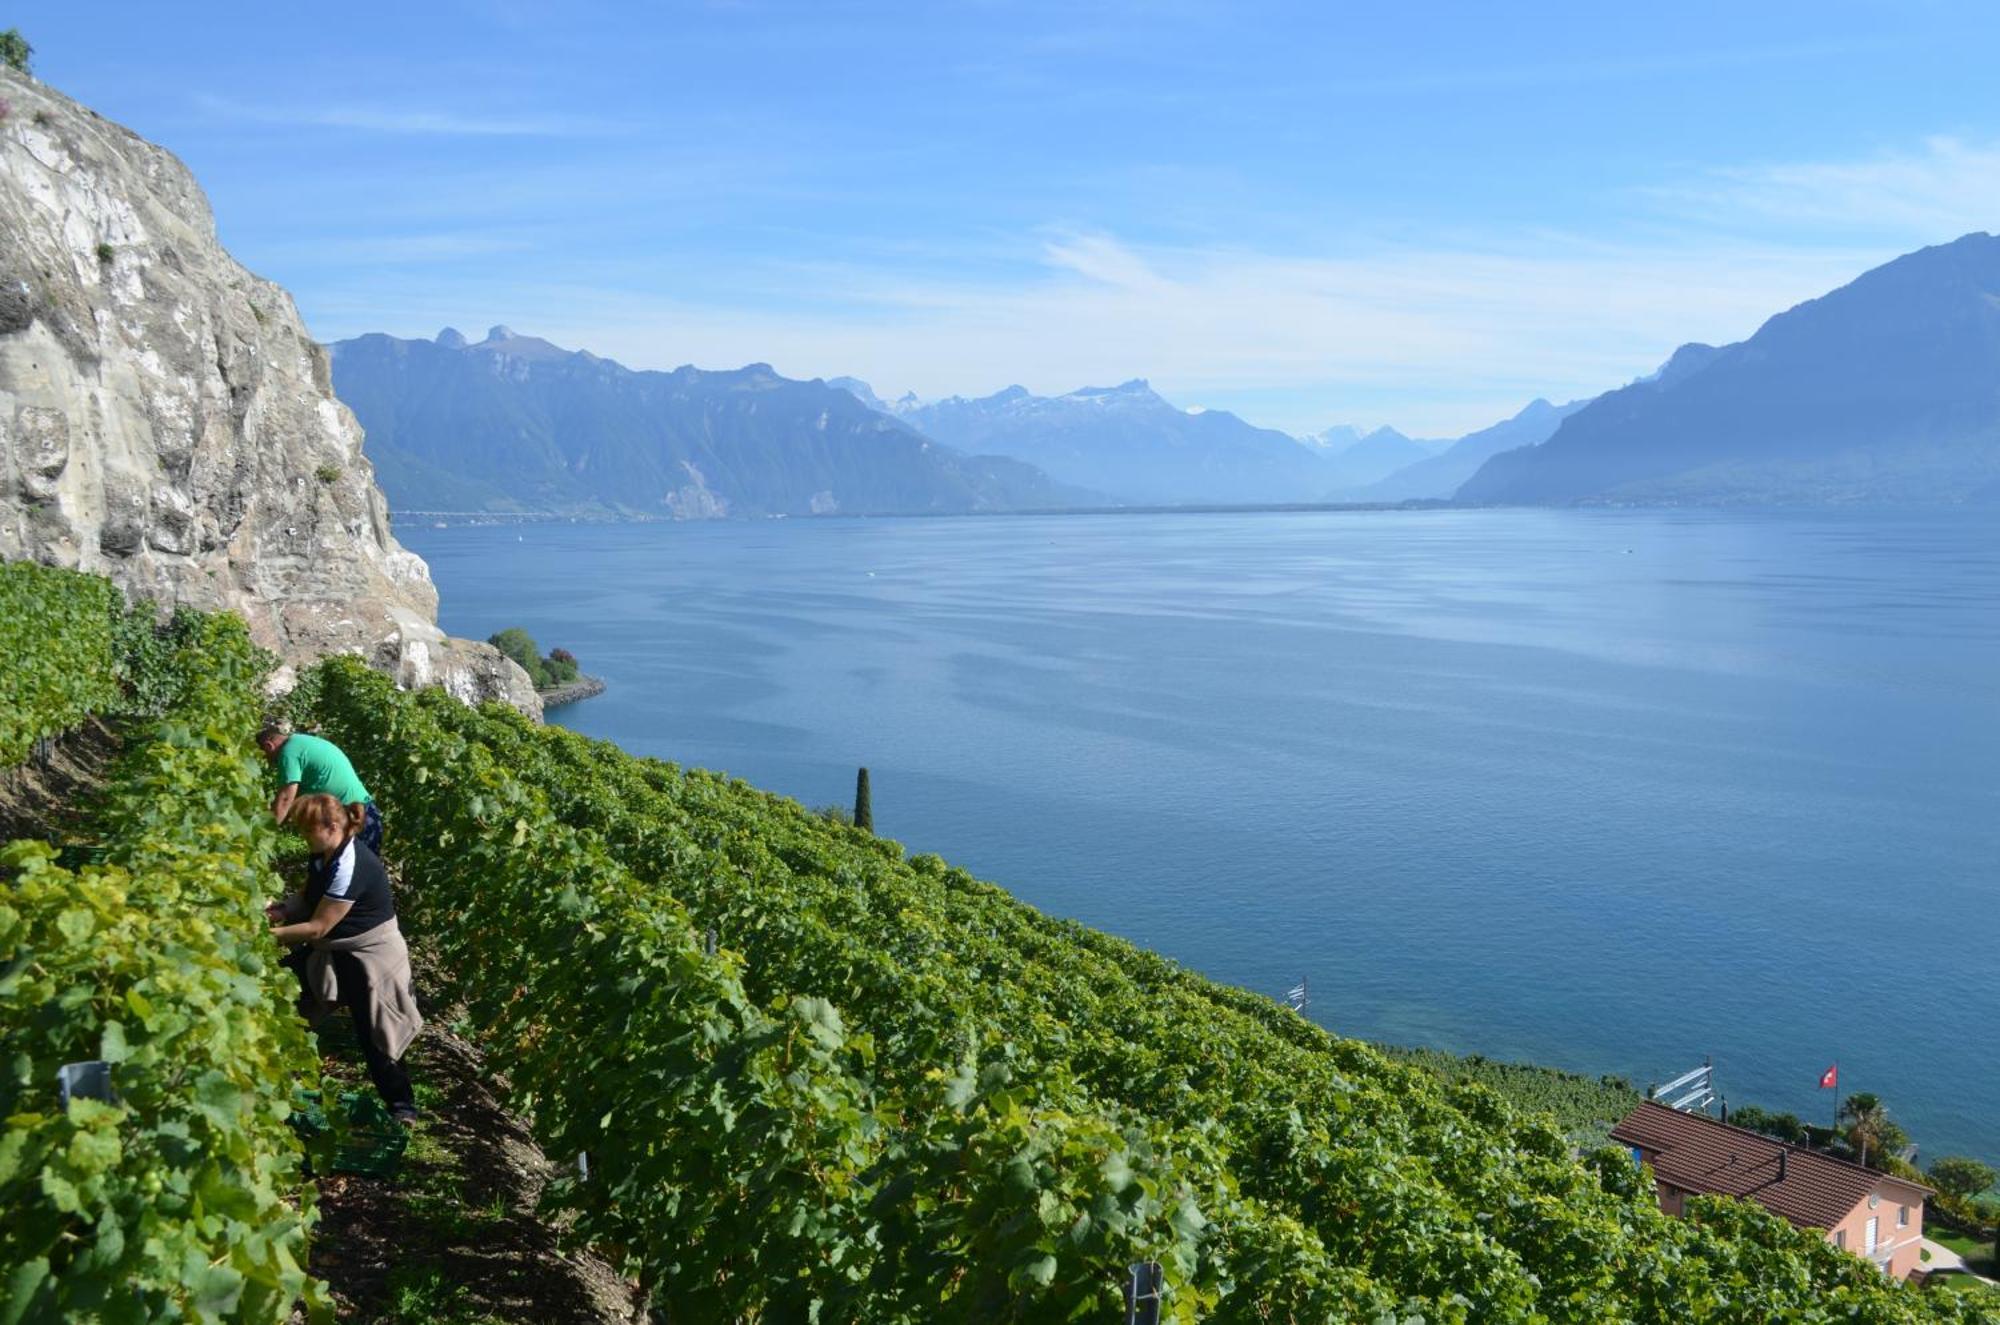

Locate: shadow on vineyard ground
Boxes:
[303,985,640,1323]
[0,715,123,843]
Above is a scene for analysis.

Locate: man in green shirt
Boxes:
[257,721,383,853]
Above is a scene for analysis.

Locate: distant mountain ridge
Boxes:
[329,329,1088,518]
[1352,398,1587,501]
[1310,425,1445,492]
[837,378,1347,504]
[1459,234,2000,505]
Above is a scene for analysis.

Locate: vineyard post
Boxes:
[854,766,873,832]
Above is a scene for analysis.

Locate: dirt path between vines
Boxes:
[0,716,124,844]
[303,986,644,1323]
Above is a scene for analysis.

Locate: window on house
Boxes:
[1898,1205,1909,1228]
[1864,1216,1879,1254]
[1834,1229,1847,1249]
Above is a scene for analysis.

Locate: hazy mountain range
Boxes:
[1303,425,1447,490]
[1352,398,1587,501]
[833,380,1455,502]
[329,329,1090,517]
[1459,233,2000,504]
[843,379,1329,504]
[331,235,2000,517]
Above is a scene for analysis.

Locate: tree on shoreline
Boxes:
[1838,1092,1910,1169]
[1929,1156,1997,1201]
[488,627,579,690]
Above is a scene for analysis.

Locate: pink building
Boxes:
[1613,1101,1931,1279]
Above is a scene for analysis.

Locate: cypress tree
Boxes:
[853,766,873,832]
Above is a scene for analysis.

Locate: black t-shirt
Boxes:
[302,837,395,941]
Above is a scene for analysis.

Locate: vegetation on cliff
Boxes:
[486,627,579,691]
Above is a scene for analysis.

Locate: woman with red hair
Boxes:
[270,793,423,1120]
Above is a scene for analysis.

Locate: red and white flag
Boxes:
[1818,1064,1838,1089]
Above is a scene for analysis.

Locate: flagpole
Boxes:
[1830,1059,1840,1146]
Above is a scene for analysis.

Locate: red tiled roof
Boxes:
[1611,1102,1929,1231]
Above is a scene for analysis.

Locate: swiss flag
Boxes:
[1819,1064,1838,1089]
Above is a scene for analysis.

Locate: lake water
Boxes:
[401,508,1999,1164]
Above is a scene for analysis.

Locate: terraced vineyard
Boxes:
[1,559,1988,1321]
[296,656,1984,1323]
[1,567,324,1320]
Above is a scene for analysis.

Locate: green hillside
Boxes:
[2,558,1988,1321]
[290,654,1982,1322]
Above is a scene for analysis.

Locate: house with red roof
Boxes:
[1613,1101,1931,1279]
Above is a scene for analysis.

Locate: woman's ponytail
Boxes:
[288,792,365,843]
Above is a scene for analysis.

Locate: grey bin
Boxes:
[1124,1260,1163,1325]
[58,1060,116,1107]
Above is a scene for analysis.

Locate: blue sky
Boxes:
[16,2,2000,434]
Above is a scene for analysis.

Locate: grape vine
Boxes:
[300,657,1982,1323]
[1,601,325,1321]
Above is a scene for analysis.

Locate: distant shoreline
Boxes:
[393,498,1458,528]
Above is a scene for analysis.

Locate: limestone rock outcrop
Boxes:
[0,68,539,717]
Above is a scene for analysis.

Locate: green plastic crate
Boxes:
[54,842,108,870]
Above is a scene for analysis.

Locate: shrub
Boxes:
[1931,1157,1999,1202]
[487,626,552,687]
[486,628,584,689]
[94,242,113,265]
[1731,1106,1809,1145]
[0,28,31,74]
[313,463,341,484]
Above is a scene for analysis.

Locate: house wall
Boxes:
[1823,1178,1926,1280]
[1633,1142,1927,1281]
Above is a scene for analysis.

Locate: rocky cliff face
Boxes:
[0,68,538,716]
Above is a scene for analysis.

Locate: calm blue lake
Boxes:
[401,508,1999,1164]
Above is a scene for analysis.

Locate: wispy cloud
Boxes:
[307,228,1879,436]
[252,230,539,266]
[193,93,620,137]
[1040,233,1172,293]
[1644,136,2000,243]
[291,135,1969,436]
[1317,38,1889,98]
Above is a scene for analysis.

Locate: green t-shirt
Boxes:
[278,732,371,805]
